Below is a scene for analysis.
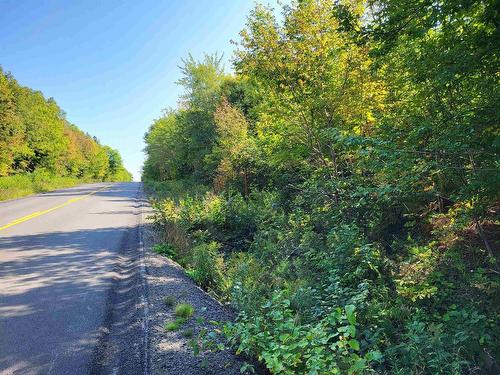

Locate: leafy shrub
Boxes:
[227,252,274,313]
[151,198,192,265]
[153,243,176,258]
[189,242,228,297]
[151,184,499,373]
[145,1,500,371]
[386,306,493,374]
[224,292,381,374]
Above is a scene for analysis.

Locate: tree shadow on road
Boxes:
[0,224,147,375]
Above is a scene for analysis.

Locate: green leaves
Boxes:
[145,1,499,374]
[348,339,360,351]
[0,69,131,184]
[345,305,356,325]
[222,292,374,374]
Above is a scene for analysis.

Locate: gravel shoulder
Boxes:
[141,199,248,375]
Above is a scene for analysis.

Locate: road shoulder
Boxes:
[141,200,247,375]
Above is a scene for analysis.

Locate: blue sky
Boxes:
[0,0,281,180]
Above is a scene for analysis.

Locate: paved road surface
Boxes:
[0,182,149,375]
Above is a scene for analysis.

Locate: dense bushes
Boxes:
[144,1,499,373]
[151,185,498,374]
[225,293,382,374]
[0,68,132,200]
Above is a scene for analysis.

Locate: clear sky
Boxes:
[0,0,281,180]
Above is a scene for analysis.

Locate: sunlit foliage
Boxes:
[0,68,132,199]
[144,1,499,373]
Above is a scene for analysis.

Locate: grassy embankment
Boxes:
[0,169,131,201]
[0,173,81,201]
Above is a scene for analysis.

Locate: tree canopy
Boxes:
[0,68,132,183]
[144,1,499,373]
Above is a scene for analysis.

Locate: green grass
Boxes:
[175,303,195,319]
[163,295,176,308]
[163,303,195,333]
[164,321,180,331]
[164,317,187,332]
[0,171,91,202]
[182,328,194,338]
[0,174,34,200]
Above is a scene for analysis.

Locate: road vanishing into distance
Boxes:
[0,183,149,375]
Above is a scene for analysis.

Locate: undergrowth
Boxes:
[150,185,499,374]
[0,170,90,201]
[143,1,500,373]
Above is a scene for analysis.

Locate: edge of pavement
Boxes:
[140,186,259,375]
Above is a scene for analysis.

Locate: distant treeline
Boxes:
[0,68,132,183]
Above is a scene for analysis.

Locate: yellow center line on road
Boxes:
[0,185,110,232]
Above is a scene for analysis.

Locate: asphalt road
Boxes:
[0,182,149,375]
